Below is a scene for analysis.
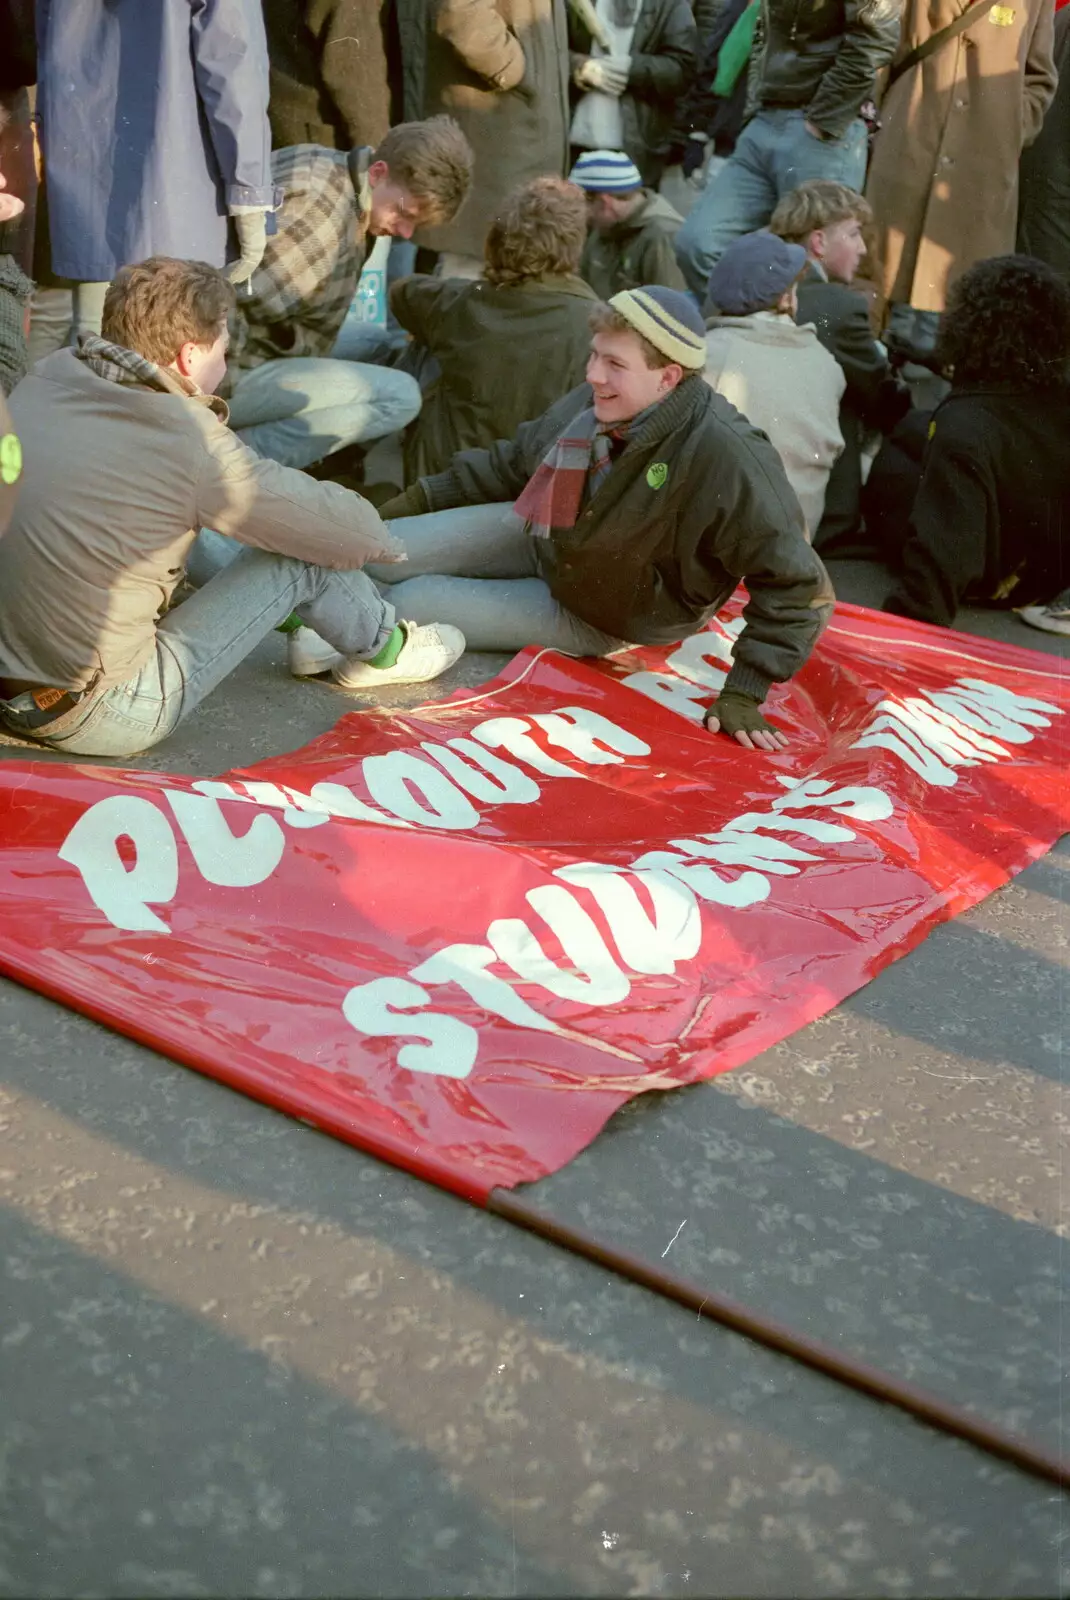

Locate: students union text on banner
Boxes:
[0,601,1065,1201]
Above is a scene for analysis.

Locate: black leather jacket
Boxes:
[746,0,902,139]
[568,0,698,183]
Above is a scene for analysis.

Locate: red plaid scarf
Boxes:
[513,407,632,539]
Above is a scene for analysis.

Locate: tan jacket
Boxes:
[867,0,1058,313]
[0,350,400,692]
[703,312,845,540]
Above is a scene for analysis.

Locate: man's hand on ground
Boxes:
[705,690,789,752]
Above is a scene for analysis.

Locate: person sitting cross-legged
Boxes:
[881,254,1070,633]
[0,257,466,759]
[703,230,845,540]
[343,285,834,751]
[391,175,600,482]
[768,180,911,553]
[222,115,474,473]
[569,149,688,299]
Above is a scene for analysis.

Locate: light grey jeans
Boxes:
[366,503,622,655]
[227,356,421,469]
[4,547,394,758]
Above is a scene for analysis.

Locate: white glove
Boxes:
[576,55,629,96]
[226,206,269,288]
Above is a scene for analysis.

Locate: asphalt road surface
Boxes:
[0,561,1067,1597]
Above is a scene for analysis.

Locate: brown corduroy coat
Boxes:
[866,0,1057,313]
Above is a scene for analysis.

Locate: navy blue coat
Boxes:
[37,0,275,281]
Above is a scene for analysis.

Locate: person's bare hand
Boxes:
[804,119,831,141]
[0,193,25,224]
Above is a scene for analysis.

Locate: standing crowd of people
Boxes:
[0,0,1065,762]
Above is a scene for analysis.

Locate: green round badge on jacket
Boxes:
[0,433,21,486]
[646,461,668,490]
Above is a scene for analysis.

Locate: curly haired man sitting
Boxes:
[391,176,599,479]
[880,255,1070,633]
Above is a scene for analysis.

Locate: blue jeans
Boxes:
[227,356,421,470]
[4,548,394,757]
[675,109,869,299]
[367,504,621,655]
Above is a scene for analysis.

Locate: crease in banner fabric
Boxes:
[0,599,1065,1203]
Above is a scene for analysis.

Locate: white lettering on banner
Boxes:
[52,656,1060,1083]
[362,751,482,830]
[343,778,895,1077]
[622,645,1063,790]
[489,886,632,1006]
[850,681,1061,785]
[410,945,561,1033]
[165,791,288,885]
[341,977,478,1079]
[420,739,540,805]
[57,706,649,935]
[618,617,745,721]
[553,864,702,975]
[58,794,179,934]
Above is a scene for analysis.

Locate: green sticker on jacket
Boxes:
[0,433,20,485]
[646,461,668,490]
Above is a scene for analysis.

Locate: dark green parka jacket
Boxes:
[415,374,834,701]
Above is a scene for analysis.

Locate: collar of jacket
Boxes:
[617,372,710,450]
[604,189,660,239]
[347,145,373,235]
[500,273,600,300]
[705,309,816,344]
[75,334,230,423]
[800,259,828,285]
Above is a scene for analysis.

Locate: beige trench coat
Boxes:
[417,0,571,259]
[866,0,1057,312]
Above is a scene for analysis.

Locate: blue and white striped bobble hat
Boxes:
[568,149,644,193]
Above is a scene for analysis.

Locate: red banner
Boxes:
[0,600,1065,1201]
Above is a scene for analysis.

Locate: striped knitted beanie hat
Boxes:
[568,149,644,193]
[608,286,707,369]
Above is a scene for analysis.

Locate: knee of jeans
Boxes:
[386,575,445,623]
[377,371,422,431]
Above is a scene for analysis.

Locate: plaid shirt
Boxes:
[223,144,371,394]
[0,254,33,398]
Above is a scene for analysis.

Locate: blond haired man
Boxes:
[770,180,911,550]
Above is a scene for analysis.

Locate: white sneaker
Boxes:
[288,625,342,678]
[332,621,466,689]
[1018,587,1070,638]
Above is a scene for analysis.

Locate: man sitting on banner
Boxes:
[350,285,834,751]
[0,257,466,759]
[221,115,474,473]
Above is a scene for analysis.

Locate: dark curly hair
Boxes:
[937,255,1070,388]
